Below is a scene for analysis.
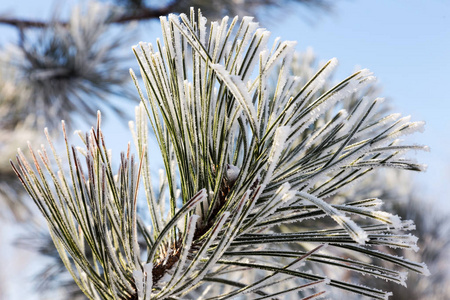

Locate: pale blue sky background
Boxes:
[1,0,449,299]
[268,0,450,199]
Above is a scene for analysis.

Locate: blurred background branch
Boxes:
[0,0,331,29]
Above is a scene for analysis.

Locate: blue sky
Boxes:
[268,0,450,199]
[1,0,449,298]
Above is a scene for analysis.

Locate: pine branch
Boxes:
[11,8,429,300]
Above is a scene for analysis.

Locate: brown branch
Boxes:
[0,18,51,28]
[0,1,181,29]
[0,0,332,29]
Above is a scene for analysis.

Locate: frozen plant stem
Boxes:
[12,8,429,300]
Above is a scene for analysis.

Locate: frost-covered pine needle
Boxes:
[12,8,429,300]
